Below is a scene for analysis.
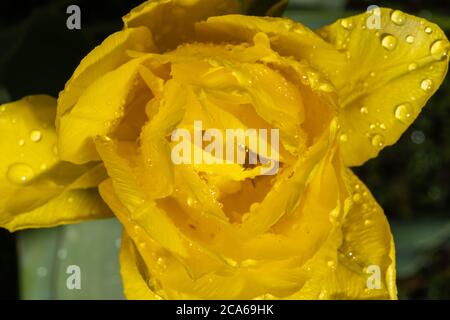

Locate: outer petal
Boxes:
[120,232,163,300]
[317,8,449,165]
[122,0,244,51]
[58,56,153,164]
[57,27,155,120]
[289,169,397,299]
[0,96,112,232]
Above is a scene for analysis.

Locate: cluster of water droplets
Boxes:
[6,128,48,185]
[337,10,448,150]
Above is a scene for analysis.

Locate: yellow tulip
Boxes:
[1,1,448,300]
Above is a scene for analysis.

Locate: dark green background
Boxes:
[0,0,449,299]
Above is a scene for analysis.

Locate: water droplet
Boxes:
[420,79,433,92]
[395,103,413,123]
[57,249,67,260]
[408,63,418,71]
[411,130,425,144]
[187,196,198,207]
[424,26,432,34]
[30,130,42,142]
[340,19,353,30]
[406,35,415,44]
[360,107,369,114]
[37,266,48,277]
[430,39,449,60]
[327,260,336,269]
[7,163,35,185]
[369,123,377,130]
[364,219,373,226]
[339,134,348,142]
[250,202,260,212]
[391,10,406,25]
[381,34,397,51]
[369,71,376,77]
[115,238,121,249]
[52,144,59,155]
[353,193,362,203]
[379,123,386,130]
[18,139,25,147]
[371,134,385,148]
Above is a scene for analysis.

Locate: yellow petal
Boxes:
[58,56,153,164]
[317,8,449,165]
[289,169,397,299]
[123,0,243,51]
[0,96,112,232]
[57,27,155,120]
[120,232,163,300]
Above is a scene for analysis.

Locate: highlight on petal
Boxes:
[316,8,449,166]
[0,96,112,232]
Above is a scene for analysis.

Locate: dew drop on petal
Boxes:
[424,26,433,34]
[406,35,415,44]
[18,139,25,147]
[340,19,353,30]
[30,130,42,142]
[353,193,362,203]
[327,260,336,269]
[371,134,385,148]
[408,63,418,71]
[360,107,369,114]
[430,39,449,61]
[339,134,348,142]
[420,79,433,92]
[381,34,397,51]
[395,103,413,123]
[7,163,35,185]
[391,10,406,25]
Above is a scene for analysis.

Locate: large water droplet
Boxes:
[430,39,449,60]
[420,79,433,92]
[405,35,415,44]
[381,34,397,51]
[7,163,35,185]
[391,10,406,25]
[371,134,385,148]
[30,130,42,142]
[395,103,413,123]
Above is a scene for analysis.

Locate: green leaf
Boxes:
[391,218,450,278]
[18,219,124,300]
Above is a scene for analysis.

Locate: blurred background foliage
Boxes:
[0,0,449,299]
